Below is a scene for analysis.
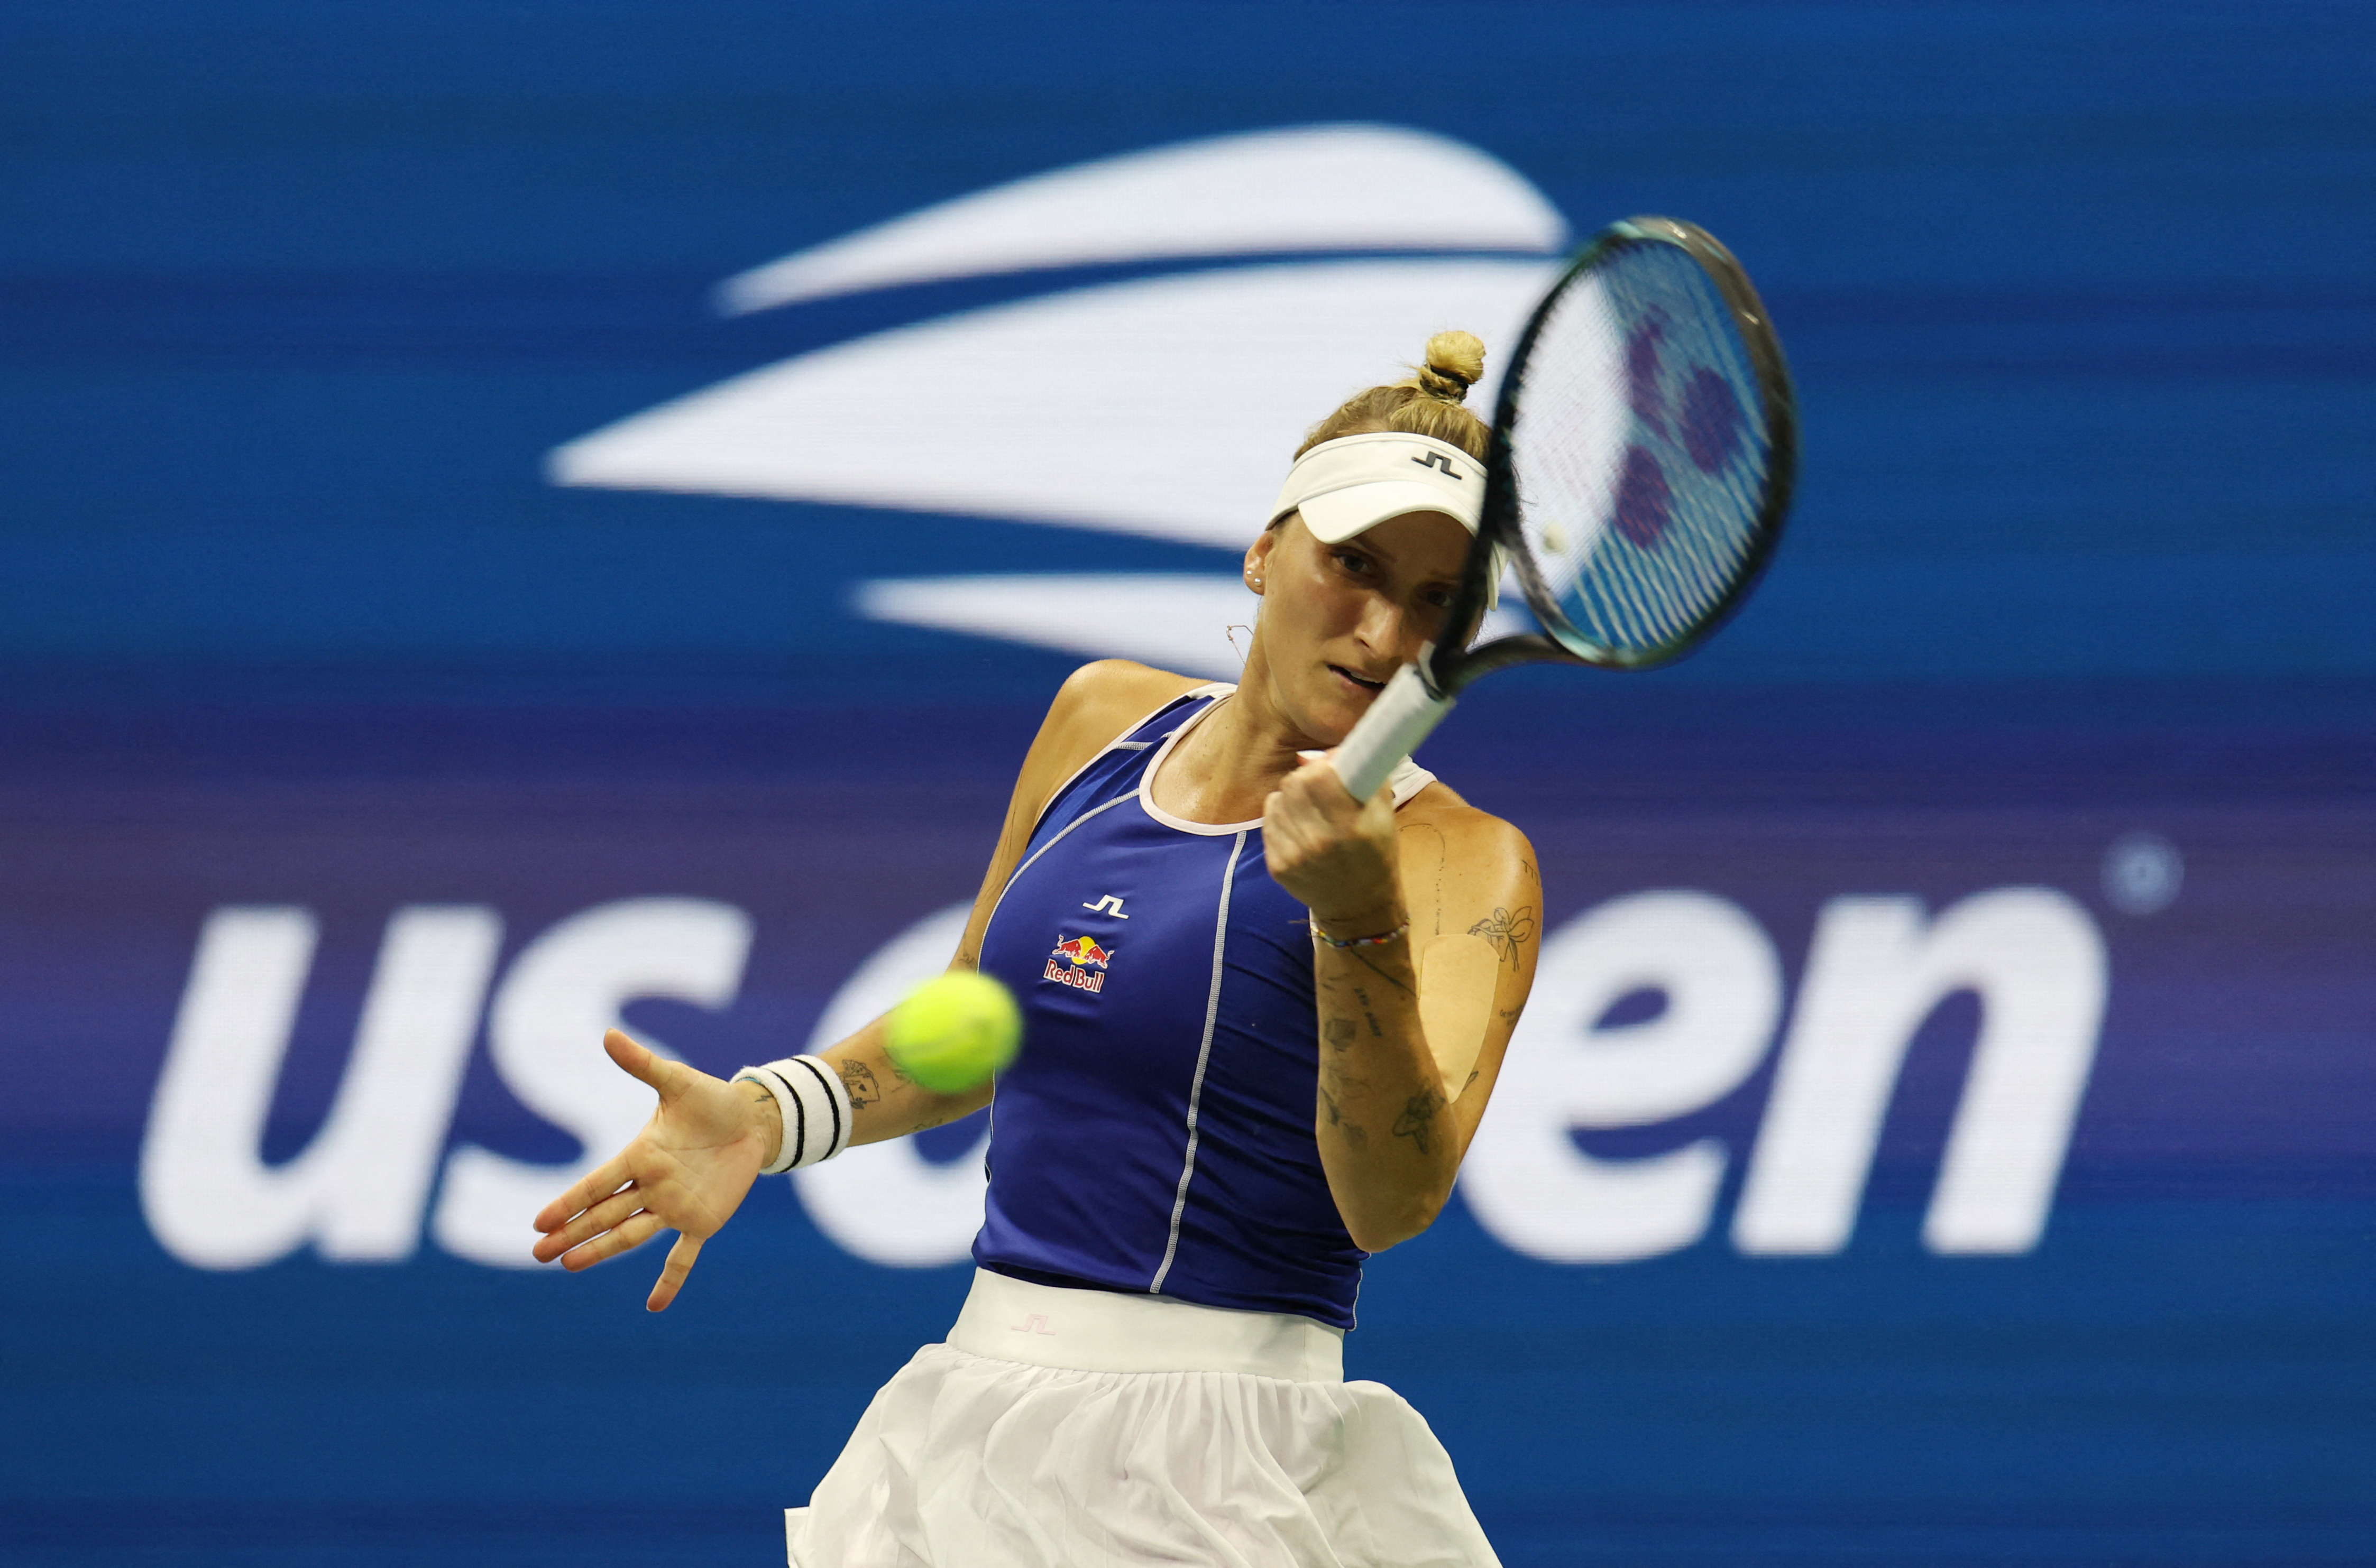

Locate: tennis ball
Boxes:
[884,970,1022,1093]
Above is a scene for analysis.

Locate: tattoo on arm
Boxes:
[1345,946,1416,996]
[1351,986,1386,1038]
[1400,822,1450,938]
[1468,905,1538,969]
[1328,1071,1373,1105]
[838,1059,882,1109]
[1391,1089,1447,1156]
[1323,1017,1356,1050]
[1318,1082,1369,1150]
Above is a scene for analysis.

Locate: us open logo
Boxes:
[141,882,2121,1274]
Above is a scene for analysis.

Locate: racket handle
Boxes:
[1333,663,1456,801]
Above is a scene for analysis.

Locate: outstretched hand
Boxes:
[530,1029,772,1311]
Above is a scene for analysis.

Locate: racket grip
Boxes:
[1333,663,1456,801]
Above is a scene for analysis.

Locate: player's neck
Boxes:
[1151,664,1320,825]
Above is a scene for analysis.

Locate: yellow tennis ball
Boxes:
[884,970,1022,1093]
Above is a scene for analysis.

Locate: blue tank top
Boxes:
[971,685,1435,1331]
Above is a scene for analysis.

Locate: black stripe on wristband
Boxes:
[788,1055,843,1160]
[784,1069,809,1169]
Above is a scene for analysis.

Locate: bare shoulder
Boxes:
[1398,779,1535,875]
[1392,779,1540,938]
[956,661,1214,971]
[1013,660,1208,816]
[1048,659,1208,739]
[1040,660,1206,762]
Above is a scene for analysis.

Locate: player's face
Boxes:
[1244,510,1470,745]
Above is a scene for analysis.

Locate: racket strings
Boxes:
[1511,241,1772,659]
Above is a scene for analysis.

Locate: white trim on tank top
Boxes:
[1139,682,1439,837]
[1027,689,1199,840]
[1150,827,1246,1295]
[978,685,1212,940]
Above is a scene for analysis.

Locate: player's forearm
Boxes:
[1311,925,1460,1252]
[739,1022,992,1167]
[821,1022,994,1146]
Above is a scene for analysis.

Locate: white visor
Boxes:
[1268,431,1486,543]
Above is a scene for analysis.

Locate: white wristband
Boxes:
[733,1055,854,1174]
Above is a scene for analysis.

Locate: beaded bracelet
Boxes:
[1311,919,1410,949]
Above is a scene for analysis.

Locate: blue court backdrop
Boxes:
[4,4,2372,1564]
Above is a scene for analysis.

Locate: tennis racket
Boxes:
[1334,215,1799,800]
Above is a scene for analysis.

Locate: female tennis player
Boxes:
[533,331,1541,1568]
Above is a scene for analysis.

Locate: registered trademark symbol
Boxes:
[2102,832,2182,916]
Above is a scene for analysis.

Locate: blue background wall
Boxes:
[4,4,2372,1564]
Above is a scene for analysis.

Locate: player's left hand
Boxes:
[529,1029,769,1311]
[1263,750,1405,938]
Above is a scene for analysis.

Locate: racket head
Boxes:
[1434,217,1796,687]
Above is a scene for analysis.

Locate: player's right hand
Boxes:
[529,1029,771,1312]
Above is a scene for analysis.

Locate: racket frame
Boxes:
[1439,215,1800,687]
[1333,216,1798,801]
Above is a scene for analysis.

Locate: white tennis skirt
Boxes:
[785,1269,1501,1568]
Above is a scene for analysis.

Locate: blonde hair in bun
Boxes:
[1408,329,1486,403]
[1295,329,1492,462]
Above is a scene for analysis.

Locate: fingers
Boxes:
[1260,787,1300,855]
[1266,749,1404,926]
[534,1033,678,1242]
[530,1180,648,1264]
[1299,748,1360,809]
[1264,753,1364,862]
[603,1028,681,1093]
[557,1207,668,1271]
[533,1152,632,1236]
[1281,751,1361,824]
[647,1233,704,1313]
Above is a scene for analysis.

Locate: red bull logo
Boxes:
[1044,935,1114,993]
[1051,935,1113,968]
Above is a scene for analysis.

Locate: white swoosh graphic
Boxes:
[553,257,1561,549]
[715,123,1565,315]
[552,124,1577,674]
